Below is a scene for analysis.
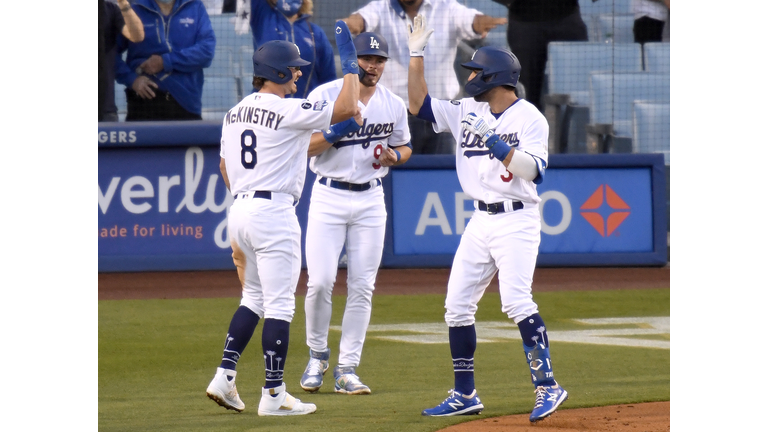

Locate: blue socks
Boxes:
[518,313,556,387]
[262,318,290,390]
[219,306,260,371]
[449,325,477,396]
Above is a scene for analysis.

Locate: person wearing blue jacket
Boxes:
[236,0,336,99]
[116,0,216,120]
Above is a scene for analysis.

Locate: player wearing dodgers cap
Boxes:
[206,21,361,416]
[298,32,412,395]
[407,15,568,421]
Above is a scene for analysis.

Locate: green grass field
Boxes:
[99,289,669,432]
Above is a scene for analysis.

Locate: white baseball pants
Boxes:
[304,180,386,367]
[445,206,541,327]
[228,191,301,323]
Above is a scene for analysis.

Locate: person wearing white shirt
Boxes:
[343,0,506,154]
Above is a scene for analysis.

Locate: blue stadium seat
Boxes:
[544,42,642,153]
[238,45,254,77]
[202,76,240,121]
[547,42,642,106]
[595,13,635,43]
[643,42,670,73]
[589,71,670,138]
[240,74,255,101]
[633,101,670,164]
[208,46,235,77]
[579,0,632,15]
[209,13,252,51]
[115,84,127,121]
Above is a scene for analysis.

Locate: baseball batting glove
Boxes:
[407,14,434,57]
[323,117,361,143]
[335,20,360,76]
[461,112,511,161]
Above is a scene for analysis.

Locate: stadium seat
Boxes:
[643,42,670,73]
[202,76,240,121]
[595,13,635,43]
[633,101,670,164]
[578,0,632,15]
[115,84,127,121]
[209,13,252,52]
[547,42,642,106]
[544,42,642,152]
[208,46,235,77]
[238,45,254,77]
[589,71,670,139]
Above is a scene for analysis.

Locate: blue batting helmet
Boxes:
[353,32,389,59]
[460,46,521,97]
[252,40,311,84]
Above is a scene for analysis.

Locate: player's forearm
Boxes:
[408,57,427,115]
[331,74,359,124]
[118,0,145,42]
[343,14,366,35]
[392,145,412,166]
[219,158,230,191]
[308,133,334,157]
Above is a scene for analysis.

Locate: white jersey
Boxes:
[220,93,334,200]
[307,79,411,183]
[355,0,480,102]
[431,97,548,204]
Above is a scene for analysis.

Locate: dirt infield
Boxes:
[98,266,670,431]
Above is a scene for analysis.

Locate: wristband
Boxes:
[486,135,511,161]
[322,117,360,143]
[393,149,401,162]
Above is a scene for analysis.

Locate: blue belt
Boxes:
[478,200,523,215]
[319,177,381,192]
[234,190,272,200]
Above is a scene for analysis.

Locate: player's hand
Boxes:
[131,75,158,99]
[335,20,359,76]
[378,147,399,167]
[139,55,164,75]
[407,14,434,57]
[472,15,507,38]
[461,112,496,144]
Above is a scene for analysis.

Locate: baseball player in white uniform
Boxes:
[298,32,412,395]
[205,21,361,416]
[407,15,568,421]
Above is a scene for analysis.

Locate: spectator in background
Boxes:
[202,0,225,15]
[343,0,506,154]
[492,0,588,113]
[99,0,145,122]
[115,0,216,121]
[235,0,336,99]
[632,0,670,44]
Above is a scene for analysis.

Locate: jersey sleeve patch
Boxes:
[301,101,312,109]
[313,101,328,111]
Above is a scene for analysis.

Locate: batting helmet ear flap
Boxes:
[461,46,521,97]
[252,40,311,84]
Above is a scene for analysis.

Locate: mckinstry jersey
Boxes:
[220,93,334,199]
[431,97,548,204]
[307,79,411,183]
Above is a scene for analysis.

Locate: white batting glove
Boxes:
[461,112,496,144]
[407,14,434,57]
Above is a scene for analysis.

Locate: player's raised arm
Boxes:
[331,20,361,124]
[407,14,434,115]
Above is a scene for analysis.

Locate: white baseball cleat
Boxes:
[206,367,245,412]
[258,383,317,416]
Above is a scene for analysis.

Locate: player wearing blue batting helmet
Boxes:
[252,40,311,84]
[460,46,521,97]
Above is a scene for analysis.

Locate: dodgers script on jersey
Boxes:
[307,79,410,183]
[220,93,334,199]
[431,97,548,204]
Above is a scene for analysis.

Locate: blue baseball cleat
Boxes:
[529,382,568,422]
[300,348,330,392]
[422,389,484,416]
